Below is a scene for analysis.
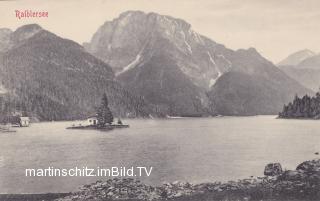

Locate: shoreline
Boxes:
[0,193,70,201]
[277,116,320,120]
[3,159,320,201]
[19,115,279,124]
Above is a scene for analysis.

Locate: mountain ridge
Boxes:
[0,24,153,121]
[278,49,316,66]
[278,50,320,91]
[85,10,312,116]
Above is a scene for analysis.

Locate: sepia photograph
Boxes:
[0,0,320,200]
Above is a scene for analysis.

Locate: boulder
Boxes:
[296,159,320,174]
[264,163,283,176]
[280,170,306,181]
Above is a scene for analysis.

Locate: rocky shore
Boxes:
[56,159,320,201]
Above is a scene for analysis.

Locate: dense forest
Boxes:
[279,90,320,119]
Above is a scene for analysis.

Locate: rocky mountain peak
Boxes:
[149,12,191,29]
[84,11,311,116]
[278,49,316,66]
[300,49,316,55]
[85,11,224,89]
[236,47,261,57]
[86,10,195,56]
[116,10,191,30]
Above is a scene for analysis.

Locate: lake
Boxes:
[0,116,319,193]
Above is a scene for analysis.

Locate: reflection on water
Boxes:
[0,116,319,193]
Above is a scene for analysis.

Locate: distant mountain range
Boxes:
[278,49,320,91]
[278,49,316,66]
[0,24,152,121]
[0,11,314,119]
[84,11,311,116]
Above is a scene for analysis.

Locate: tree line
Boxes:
[279,91,320,119]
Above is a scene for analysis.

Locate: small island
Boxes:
[279,91,320,119]
[67,94,129,130]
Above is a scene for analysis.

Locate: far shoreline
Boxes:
[26,114,280,124]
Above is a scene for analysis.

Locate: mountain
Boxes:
[279,66,320,92]
[84,11,232,91]
[207,47,314,115]
[84,11,234,116]
[278,49,315,66]
[0,28,12,52]
[84,11,311,116]
[278,50,320,91]
[0,24,151,121]
[298,54,320,70]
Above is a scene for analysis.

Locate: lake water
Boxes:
[0,116,319,193]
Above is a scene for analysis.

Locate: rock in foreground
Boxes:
[264,163,283,176]
[57,159,320,201]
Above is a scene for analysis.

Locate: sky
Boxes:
[0,0,319,63]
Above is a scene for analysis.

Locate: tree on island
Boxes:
[279,89,320,119]
[97,93,113,127]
